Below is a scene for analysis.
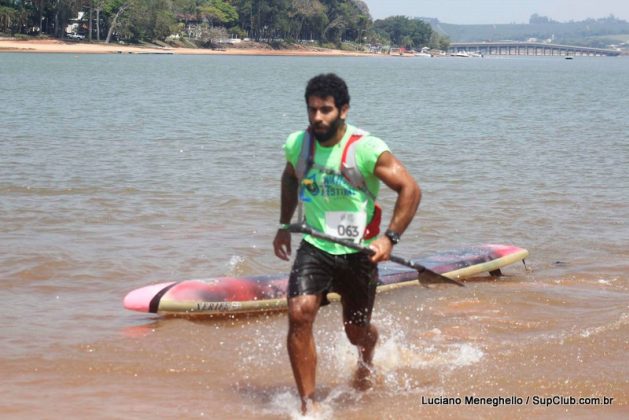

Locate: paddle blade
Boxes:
[417,270,465,287]
[393,256,465,287]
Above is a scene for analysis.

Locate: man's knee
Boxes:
[345,323,378,346]
[288,296,319,330]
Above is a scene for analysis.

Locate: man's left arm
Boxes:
[369,151,421,262]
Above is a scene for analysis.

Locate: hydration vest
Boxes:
[295,128,382,240]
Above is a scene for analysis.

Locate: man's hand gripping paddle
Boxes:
[287,223,464,287]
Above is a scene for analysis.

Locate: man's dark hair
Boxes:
[305,73,350,109]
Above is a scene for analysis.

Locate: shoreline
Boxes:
[0,37,372,57]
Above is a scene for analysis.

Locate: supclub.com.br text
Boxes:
[421,395,615,407]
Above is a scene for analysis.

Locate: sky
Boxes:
[363,0,629,24]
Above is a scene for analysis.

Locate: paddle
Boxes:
[286,223,464,287]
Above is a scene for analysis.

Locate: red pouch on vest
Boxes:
[363,203,382,240]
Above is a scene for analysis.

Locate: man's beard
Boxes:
[312,116,344,143]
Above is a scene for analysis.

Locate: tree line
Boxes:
[0,0,449,49]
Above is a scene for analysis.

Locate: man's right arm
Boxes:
[273,162,299,260]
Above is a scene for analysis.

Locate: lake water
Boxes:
[0,53,627,419]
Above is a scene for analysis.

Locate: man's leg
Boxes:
[344,319,379,391]
[341,254,379,389]
[344,321,379,365]
[287,293,323,414]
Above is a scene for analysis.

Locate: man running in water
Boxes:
[273,73,421,414]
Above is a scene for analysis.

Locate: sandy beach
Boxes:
[0,37,372,56]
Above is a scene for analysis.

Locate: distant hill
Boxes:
[421,16,629,49]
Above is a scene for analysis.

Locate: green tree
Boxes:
[319,0,370,44]
[2,0,383,46]
[0,3,22,34]
[288,0,326,41]
[104,0,131,42]
[374,15,432,49]
[198,0,237,27]
[427,29,449,50]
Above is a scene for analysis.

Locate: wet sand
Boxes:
[0,37,371,56]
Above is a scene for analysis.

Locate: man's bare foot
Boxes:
[352,361,375,391]
[300,397,319,415]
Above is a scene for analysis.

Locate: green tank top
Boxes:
[284,124,390,254]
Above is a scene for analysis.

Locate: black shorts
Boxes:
[288,241,379,326]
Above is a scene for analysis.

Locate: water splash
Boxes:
[260,391,336,420]
[227,255,246,273]
[318,312,485,396]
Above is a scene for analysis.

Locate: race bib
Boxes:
[324,211,367,243]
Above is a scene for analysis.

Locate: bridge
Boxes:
[448,41,621,57]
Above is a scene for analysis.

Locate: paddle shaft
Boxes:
[286,223,464,287]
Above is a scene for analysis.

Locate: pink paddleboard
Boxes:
[124,244,528,316]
